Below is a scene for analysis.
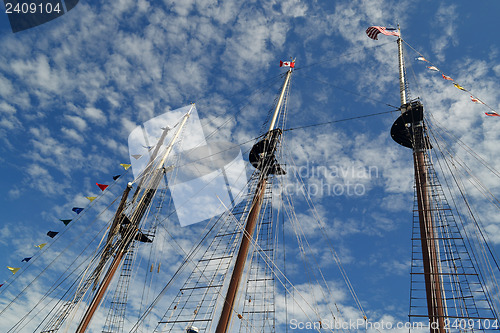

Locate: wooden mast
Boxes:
[75,108,193,333]
[396,29,446,333]
[215,67,293,333]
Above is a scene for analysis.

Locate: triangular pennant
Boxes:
[131,154,142,160]
[442,74,453,81]
[72,207,83,214]
[60,219,72,226]
[485,112,500,117]
[96,183,109,191]
[120,163,131,170]
[416,56,428,62]
[454,83,466,91]
[35,243,47,249]
[0,283,4,288]
[113,175,121,181]
[21,257,32,262]
[86,196,97,202]
[470,96,484,104]
[7,266,20,274]
[47,231,59,238]
[427,66,439,71]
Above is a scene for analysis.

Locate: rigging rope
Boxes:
[283,109,398,132]
[297,73,401,110]
[294,41,393,72]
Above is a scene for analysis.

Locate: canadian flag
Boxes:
[280,60,295,68]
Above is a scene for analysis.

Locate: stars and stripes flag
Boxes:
[280,60,295,68]
[365,26,400,40]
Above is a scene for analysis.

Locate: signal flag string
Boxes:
[402,39,499,117]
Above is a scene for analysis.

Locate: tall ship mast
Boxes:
[387,26,500,332]
[2,28,500,333]
[0,61,370,332]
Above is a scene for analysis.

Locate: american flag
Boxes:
[365,26,400,40]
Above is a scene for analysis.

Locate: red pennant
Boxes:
[442,74,453,81]
[96,183,109,191]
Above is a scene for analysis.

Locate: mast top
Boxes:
[397,27,407,108]
[268,60,294,132]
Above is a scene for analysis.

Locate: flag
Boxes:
[47,231,59,238]
[21,257,32,262]
[96,183,108,191]
[86,196,96,202]
[35,243,47,249]
[454,83,466,91]
[7,266,20,274]
[120,163,131,170]
[131,154,142,160]
[427,66,439,71]
[485,112,500,117]
[60,219,72,226]
[470,96,484,104]
[442,74,453,81]
[280,60,295,68]
[72,207,83,214]
[0,283,3,288]
[365,26,400,40]
[416,56,428,62]
[113,175,121,181]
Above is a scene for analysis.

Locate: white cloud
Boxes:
[431,4,458,62]
[83,107,107,125]
[61,127,84,143]
[64,115,87,132]
[0,0,499,331]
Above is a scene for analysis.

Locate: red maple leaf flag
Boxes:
[280,61,295,68]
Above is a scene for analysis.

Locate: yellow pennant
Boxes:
[120,163,131,170]
[35,243,47,249]
[7,266,20,274]
[86,196,97,202]
[454,83,466,91]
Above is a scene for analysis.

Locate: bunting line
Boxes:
[2,160,135,285]
[404,39,499,117]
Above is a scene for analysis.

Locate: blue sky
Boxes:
[1,0,500,332]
